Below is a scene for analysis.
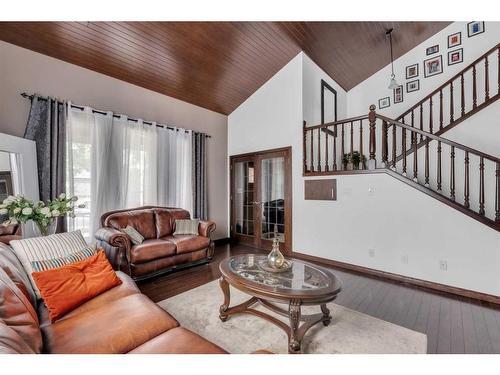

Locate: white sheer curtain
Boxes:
[66,105,194,241]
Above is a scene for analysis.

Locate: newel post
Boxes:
[368,104,377,170]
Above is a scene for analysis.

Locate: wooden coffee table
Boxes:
[218,254,342,353]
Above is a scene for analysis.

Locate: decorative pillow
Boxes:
[31,250,122,322]
[9,230,89,299]
[173,219,200,235]
[31,246,96,272]
[121,225,144,245]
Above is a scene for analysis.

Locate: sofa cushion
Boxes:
[162,235,210,254]
[0,320,36,354]
[130,248,208,277]
[154,209,174,238]
[130,239,176,264]
[0,266,42,353]
[0,243,36,305]
[32,250,123,322]
[42,293,179,354]
[38,271,140,327]
[128,327,227,354]
[106,209,156,240]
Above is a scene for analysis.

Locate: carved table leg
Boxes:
[288,299,302,353]
[219,276,230,322]
[321,303,332,326]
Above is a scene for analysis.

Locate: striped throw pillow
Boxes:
[121,225,144,245]
[31,246,96,272]
[9,230,90,299]
[173,219,200,235]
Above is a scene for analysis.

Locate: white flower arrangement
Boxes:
[1,194,79,235]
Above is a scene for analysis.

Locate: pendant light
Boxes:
[386,28,399,90]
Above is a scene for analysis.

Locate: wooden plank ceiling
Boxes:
[0,22,450,115]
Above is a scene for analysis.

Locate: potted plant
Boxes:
[0,193,78,236]
[342,151,366,170]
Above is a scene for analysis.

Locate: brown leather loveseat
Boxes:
[0,243,227,354]
[0,223,21,245]
[95,206,216,281]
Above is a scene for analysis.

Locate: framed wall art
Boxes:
[467,22,485,38]
[406,63,419,79]
[424,55,443,78]
[378,97,390,109]
[448,32,461,48]
[393,85,403,104]
[448,48,463,66]
[426,44,439,55]
[406,79,420,93]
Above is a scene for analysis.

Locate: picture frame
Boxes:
[378,97,390,109]
[406,79,420,93]
[426,44,439,55]
[448,48,463,66]
[405,63,419,79]
[424,55,443,78]
[393,85,403,104]
[467,22,485,38]
[447,32,461,48]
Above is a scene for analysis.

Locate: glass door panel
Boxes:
[260,157,285,243]
[234,161,255,237]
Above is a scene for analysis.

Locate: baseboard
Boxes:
[214,237,231,246]
[293,251,500,305]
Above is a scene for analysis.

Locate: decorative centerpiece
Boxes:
[0,194,78,236]
[258,225,292,273]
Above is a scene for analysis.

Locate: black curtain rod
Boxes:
[20,92,211,138]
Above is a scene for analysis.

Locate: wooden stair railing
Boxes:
[303,106,500,231]
[393,43,500,161]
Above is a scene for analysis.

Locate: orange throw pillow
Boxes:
[32,249,122,322]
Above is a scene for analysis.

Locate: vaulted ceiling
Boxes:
[0,22,450,115]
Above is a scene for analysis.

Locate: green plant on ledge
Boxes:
[342,151,366,170]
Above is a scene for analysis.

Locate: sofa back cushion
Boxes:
[0,320,36,354]
[0,266,42,353]
[0,243,36,305]
[154,208,190,238]
[106,210,156,240]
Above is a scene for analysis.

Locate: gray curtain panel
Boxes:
[24,95,67,232]
[192,132,208,220]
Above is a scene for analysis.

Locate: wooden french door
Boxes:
[230,147,292,255]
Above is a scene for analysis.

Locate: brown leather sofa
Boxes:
[0,223,21,245]
[0,243,228,354]
[95,206,216,281]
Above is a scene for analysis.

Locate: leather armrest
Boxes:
[198,220,216,238]
[251,349,274,354]
[95,227,130,248]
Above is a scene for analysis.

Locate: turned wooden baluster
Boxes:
[485,57,490,101]
[341,123,345,169]
[317,124,321,172]
[392,121,396,169]
[424,137,430,186]
[450,146,455,201]
[419,104,424,142]
[464,151,470,208]
[437,141,442,191]
[439,89,443,130]
[382,120,388,167]
[368,105,376,168]
[429,96,434,134]
[479,157,485,216]
[359,120,364,167]
[333,125,338,171]
[412,130,418,181]
[350,121,354,160]
[310,127,314,172]
[450,81,454,123]
[472,64,477,109]
[461,73,465,117]
[402,128,407,175]
[303,121,308,173]
[496,162,499,222]
[324,125,329,172]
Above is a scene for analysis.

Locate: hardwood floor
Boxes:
[138,244,500,354]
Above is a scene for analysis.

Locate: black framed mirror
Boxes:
[320,79,338,124]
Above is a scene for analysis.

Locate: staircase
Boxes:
[303,45,500,231]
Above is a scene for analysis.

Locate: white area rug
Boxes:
[158,280,427,354]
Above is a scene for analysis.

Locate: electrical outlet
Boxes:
[369,249,375,257]
[401,255,408,264]
[439,260,448,271]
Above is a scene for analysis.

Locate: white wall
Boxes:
[0,41,228,239]
[228,50,500,297]
[0,152,10,171]
[347,22,500,118]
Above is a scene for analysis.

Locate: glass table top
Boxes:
[228,254,331,291]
